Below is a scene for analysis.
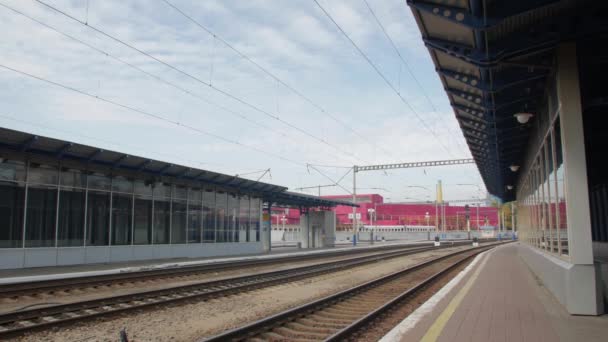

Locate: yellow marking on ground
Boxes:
[420,250,491,342]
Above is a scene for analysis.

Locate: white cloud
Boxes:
[0,0,481,199]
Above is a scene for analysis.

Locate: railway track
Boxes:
[0,242,479,338]
[0,241,477,299]
[203,244,499,342]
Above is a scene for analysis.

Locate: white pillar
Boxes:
[557,43,594,265]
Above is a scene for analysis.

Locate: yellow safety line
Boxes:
[420,250,491,342]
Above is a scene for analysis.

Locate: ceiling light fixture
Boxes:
[507,185,514,190]
[510,165,520,172]
[514,112,534,124]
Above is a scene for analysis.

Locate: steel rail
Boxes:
[0,241,468,298]
[202,243,505,341]
[0,243,470,337]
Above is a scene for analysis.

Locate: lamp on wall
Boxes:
[509,165,520,172]
[514,112,534,124]
[506,185,514,190]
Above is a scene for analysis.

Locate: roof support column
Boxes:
[556,42,602,314]
[557,42,594,266]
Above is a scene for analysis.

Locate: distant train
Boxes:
[359,225,435,232]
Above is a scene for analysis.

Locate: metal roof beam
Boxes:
[87,149,104,163]
[424,32,559,68]
[55,142,73,159]
[408,1,491,30]
[439,68,546,92]
[452,104,487,120]
[446,87,484,106]
[409,0,563,31]
[20,135,38,152]
[175,167,190,179]
[136,159,152,172]
[157,163,172,176]
[112,154,129,169]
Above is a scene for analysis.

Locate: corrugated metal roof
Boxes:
[0,127,355,208]
[406,0,590,200]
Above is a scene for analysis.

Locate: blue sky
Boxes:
[0,0,485,201]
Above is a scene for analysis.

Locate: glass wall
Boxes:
[188,189,202,243]
[0,159,263,248]
[203,189,215,243]
[133,181,153,245]
[153,183,171,244]
[228,194,238,242]
[0,161,26,248]
[24,164,58,247]
[239,195,249,242]
[518,116,568,257]
[215,192,227,243]
[58,169,86,246]
[111,176,133,245]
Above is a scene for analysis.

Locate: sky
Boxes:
[0,0,486,202]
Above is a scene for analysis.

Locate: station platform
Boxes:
[381,243,608,342]
[0,240,435,285]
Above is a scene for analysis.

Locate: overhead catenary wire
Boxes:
[33,0,369,165]
[312,0,455,158]
[0,2,356,166]
[361,0,468,156]
[306,164,353,194]
[0,63,309,167]
[161,0,397,161]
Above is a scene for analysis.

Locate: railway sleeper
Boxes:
[284,321,337,334]
[272,326,328,339]
[297,318,345,329]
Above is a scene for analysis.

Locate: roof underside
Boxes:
[407,0,605,200]
[0,127,353,208]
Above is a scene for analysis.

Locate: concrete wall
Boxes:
[0,242,264,270]
[334,230,497,242]
[299,211,336,248]
[518,244,603,315]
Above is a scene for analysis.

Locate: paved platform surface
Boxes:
[0,240,434,282]
[385,243,608,342]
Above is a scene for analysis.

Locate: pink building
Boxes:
[273,194,498,230]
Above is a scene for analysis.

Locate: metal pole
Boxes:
[511,202,516,232]
[476,203,480,230]
[352,166,357,246]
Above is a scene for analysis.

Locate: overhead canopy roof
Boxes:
[0,127,355,208]
[270,191,358,208]
[407,0,603,200]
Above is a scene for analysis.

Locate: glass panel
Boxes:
[239,196,249,242]
[203,189,215,243]
[25,185,57,247]
[28,164,58,185]
[57,187,85,246]
[112,176,133,193]
[188,189,202,243]
[228,193,238,242]
[153,199,170,244]
[133,196,152,245]
[154,183,171,198]
[555,119,568,255]
[216,192,227,243]
[250,198,260,242]
[88,173,111,191]
[60,168,86,188]
[111,193,132,245]
[0,181,25,248]
[171,199,187,244]
[134,180,153,197]
[86,190,110,246]
[173,185,187,200]
[0,160,26,182]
